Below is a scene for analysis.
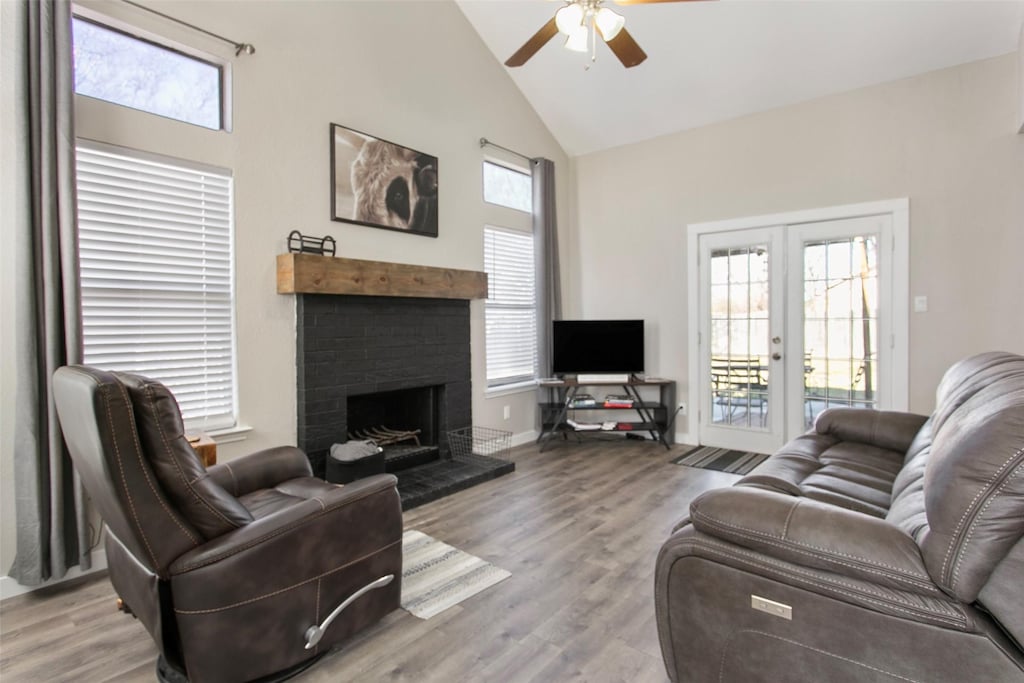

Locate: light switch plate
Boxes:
[914,295,928,313]
[751,595,792,620]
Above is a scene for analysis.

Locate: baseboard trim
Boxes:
[511,430,538,448]
[0,548,108,602]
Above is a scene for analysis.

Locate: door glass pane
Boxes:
[803,235,879,428]
[749,282,769,318]
[709,244,770,429]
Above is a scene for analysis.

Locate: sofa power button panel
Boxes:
[751,595,793,620]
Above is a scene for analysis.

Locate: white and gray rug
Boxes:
[400,530,510,619]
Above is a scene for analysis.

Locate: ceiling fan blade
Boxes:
[613,0,712,4]
[605,27,647,68]
[505,17,559,67]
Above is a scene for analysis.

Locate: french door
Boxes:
[690,201,908,454]
[698,228,785,452]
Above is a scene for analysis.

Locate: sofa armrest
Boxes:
[689,486,941,596]
[206,445,313,496]
[814,408,928,453]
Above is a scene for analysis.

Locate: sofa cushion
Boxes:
[738,432,905,518]
[885,442,930,542]
[118,373,254,539]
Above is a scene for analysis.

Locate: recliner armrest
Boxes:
[168,473,401,617]
[689,486,941,596]
[170,474,399,576]
[206,445,313,496]
[814,408,928,453]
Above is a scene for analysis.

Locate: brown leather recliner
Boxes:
[656,351,1024,682]
[53,365,403,683]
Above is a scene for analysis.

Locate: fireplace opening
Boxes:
[346,386,444,471]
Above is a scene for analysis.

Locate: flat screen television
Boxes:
[551,320,644,375]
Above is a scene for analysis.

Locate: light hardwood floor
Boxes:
[0,439,738,682]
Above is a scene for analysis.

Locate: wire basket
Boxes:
[447,426,512,461]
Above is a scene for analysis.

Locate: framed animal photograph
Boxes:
[330,123,439,238]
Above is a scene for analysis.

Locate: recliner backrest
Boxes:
[931,351,1024,433]
[53,366,202,576]
[117,372,253,539]
[917,352,1024,641]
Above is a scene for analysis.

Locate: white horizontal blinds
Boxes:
[484,226,537,386]
[76,143,237,431]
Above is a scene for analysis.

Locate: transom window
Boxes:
[72,15,225,130]
[76,141,237,431]
[483,161,532,212]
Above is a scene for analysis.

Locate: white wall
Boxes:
[574,53,1024,437]
[0,1,568,582]
[1018,21,1024,133]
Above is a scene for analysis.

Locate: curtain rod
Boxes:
[121,0,255,56]
[479,138,533,163]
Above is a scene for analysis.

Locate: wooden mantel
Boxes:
[276,253,488,300]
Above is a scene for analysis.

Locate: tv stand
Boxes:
[537,378,676,451]
[575,373,632,384]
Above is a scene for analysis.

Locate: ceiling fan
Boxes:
[506,0,710,69]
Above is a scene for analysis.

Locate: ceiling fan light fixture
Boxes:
[564,24,589,52]
[594,7,625,42]
[555,3,585,35]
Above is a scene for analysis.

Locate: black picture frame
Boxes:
[330,123,439,238]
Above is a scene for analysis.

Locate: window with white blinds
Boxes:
[484,226,537,387]
[76,142,237,431]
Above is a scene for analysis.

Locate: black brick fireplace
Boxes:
[294,292,512,509]
[296,294,471,471]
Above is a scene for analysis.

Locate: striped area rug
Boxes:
[671,445,770,475]
[401,530,510,619]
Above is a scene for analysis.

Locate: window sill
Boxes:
[485,380,538,398]
[207,423,252,444]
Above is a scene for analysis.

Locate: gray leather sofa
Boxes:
[655,351,1024,682]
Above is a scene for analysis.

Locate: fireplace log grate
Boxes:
[348,426,421,447]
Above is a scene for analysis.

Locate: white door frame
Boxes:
[685,198,909,449]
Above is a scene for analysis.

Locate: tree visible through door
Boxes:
[802,235,879,428]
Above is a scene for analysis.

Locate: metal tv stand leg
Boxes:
[538,385,578,451]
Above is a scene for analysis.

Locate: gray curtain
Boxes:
[9,0,90,585]
[531,157,562,377]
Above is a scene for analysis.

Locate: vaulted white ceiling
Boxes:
[457,0,1024,157]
